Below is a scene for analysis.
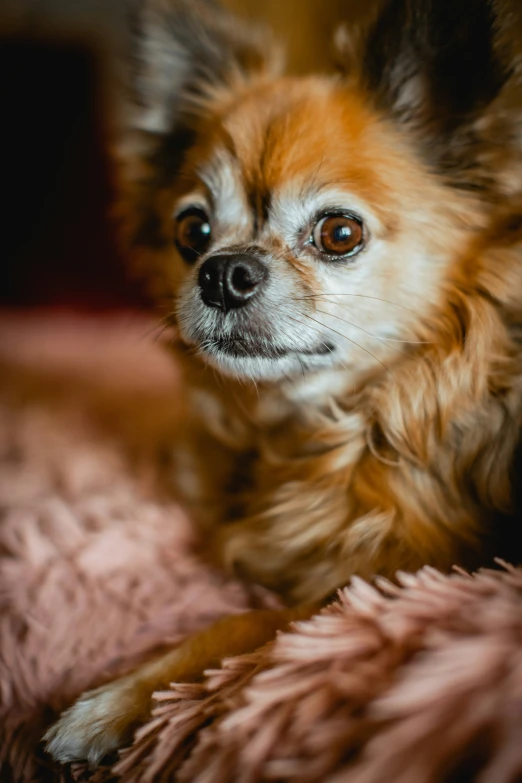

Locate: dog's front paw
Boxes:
[44,676,149,766]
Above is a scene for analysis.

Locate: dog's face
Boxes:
[124,0,517,385]
[169,77,474,383]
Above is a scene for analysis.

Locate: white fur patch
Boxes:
[198,149,252,242]
[44,680,138,765]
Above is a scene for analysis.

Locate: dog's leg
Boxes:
[44,605,313,765]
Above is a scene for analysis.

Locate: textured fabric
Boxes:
[1,312,521,783]
[128,566,522,783]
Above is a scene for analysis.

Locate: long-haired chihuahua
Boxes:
[45,0,522,766]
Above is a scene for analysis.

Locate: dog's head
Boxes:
[121,0,521,385]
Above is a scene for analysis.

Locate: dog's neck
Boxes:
[249,366,362,427]
[178,342,375,435]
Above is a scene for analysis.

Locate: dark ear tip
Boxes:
[338,0,511,117]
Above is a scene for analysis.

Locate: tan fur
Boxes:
[160,80,522,603]
[176,234,522,603]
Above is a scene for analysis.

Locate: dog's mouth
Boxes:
[209,337,335,360]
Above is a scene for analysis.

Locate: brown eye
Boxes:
[174,207,212,263]
[312,213,365,258]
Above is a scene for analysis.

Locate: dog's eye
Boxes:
[312,214,365,258]
[174,207,212,263]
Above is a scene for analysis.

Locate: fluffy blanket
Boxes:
[1,311,521,783]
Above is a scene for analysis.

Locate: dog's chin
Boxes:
[198,338,336,381]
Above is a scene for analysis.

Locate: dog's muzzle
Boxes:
[198,253,268,313]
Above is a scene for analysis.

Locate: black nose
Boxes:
[198,253,268,312]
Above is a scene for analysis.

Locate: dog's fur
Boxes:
[45,0,522,766]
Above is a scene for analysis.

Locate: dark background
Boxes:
[0,38,138,309]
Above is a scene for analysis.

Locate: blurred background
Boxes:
[0,0,373,311]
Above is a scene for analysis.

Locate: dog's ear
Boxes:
[116,0,280,252]
[337,0,514,186]
[123,0,280,137]
[337,0,507,129]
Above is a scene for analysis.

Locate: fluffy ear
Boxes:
[124,0,280,137]
[116,0,280,253]
[336,0,514,187]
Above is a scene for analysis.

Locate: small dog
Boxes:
[46,0,522,766]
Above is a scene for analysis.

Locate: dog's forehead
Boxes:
[198,78,393,216]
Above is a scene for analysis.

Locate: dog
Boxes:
[45,0,522,766]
